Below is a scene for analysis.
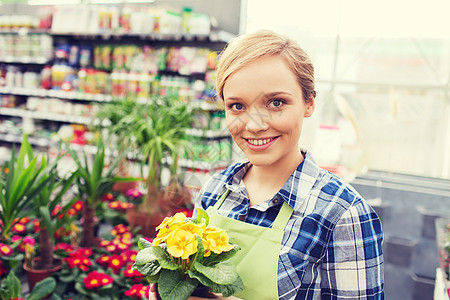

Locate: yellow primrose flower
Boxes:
[153,213,187,246]
[203,227,233,254]
[166,228,198,259]
[179,219,206,236]
[156,213,187,231]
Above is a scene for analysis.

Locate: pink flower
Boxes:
[125,188,143,199]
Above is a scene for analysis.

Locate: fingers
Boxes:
[148,283,158,300]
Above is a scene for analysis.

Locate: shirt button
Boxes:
[273,198,280,204]
[239,215,246,221]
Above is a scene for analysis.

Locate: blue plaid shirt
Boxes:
[195,150,384,300]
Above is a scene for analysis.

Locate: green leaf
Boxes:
[152,246,181,270]
[133,261,161,276]
[194,235,205,263]
[187,270,244,298]
[210,275,244,297]
[158,269,198,300]
[2,272,21,298]
[59,273,77,283]
[194,208,209,226]
[138,237,153,250]
[145,273,160,284]
[187,270,214,288]
[27,277,56,300]
[135,247,158,265]
[203,244,241,266]
[193,262,238,285]
[39,206,54,238]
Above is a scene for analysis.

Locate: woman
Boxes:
[151,29,384,300]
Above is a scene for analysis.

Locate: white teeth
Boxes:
[248,138,272,146]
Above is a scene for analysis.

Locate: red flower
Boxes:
[64,249,93,271]
[72,200,84,212]
[102,193,115,202]
[96,254,111,266]
[105,244,117,253]
[83,271,113,290]
[121,202,133,210]
[18,217,30,224]
[11,235,22,243]
[12,223,26,234]
[67,208,77,216]
[33,220,40,232]
[108,254,125,274]
[18,236,36,252]
[124,284,150,299]
[120,250,138,263]
[123,264,144,283]
[0,243,13,256]
[77,248,93,257]
[54,243,74,253]
[125,188,143,199]
[107,201,121,210]
[110,224,129,236]
[51,204,63,216]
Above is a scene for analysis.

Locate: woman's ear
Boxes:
[304,97,315,117]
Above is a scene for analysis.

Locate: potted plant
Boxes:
[22,148,78,291]
[93,96,142,193]
[64,139,135,247]
[0,271,56,300]
[0,136,53,243]
[132,210,244,300]
[125,96,194,237]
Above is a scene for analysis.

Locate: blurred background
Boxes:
[0,0,449,299]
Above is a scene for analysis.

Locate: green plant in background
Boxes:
[0,272,56,300]
[92,96,138,177]
[29,151,78,270]
[133,96,193,214]
[0,136,52,242]
[64,139,134,247]
[94,95,194,215]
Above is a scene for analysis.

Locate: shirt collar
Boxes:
[223,149,320,211]
[278,149,320,211]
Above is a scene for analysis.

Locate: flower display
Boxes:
[133,209,243,300]
[124,284,150,299]
[83,270,113,290]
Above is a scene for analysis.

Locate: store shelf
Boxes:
[0,56,51,64]
[185,128,229,138]
[0,107,93,125]
[0,86,113,102]
[0,132,97,154]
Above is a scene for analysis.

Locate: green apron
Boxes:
[206,190,293,300]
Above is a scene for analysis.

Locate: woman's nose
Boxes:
[244,108,269,132]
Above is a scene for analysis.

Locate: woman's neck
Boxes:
[243,150,304,206]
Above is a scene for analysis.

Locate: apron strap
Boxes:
[213,189,231,209]
[271,202,293,231]
[214,189,293,231]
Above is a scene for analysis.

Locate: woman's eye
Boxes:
[230,103,245,111]
[269,99,284,108]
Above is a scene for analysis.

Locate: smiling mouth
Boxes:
[246,137,276,146]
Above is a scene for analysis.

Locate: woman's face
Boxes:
[223,55,314,168]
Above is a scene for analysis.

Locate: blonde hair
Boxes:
[216,30,316,103]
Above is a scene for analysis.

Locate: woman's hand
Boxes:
[188,295,242,300]
[149,284,242,300]
[148,283,158,300]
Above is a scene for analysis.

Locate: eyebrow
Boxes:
[225,91,293,102]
